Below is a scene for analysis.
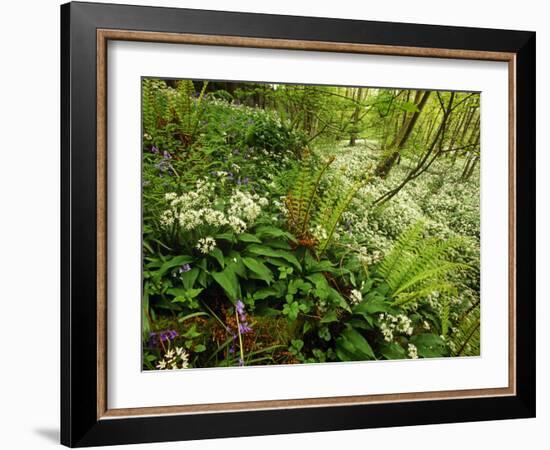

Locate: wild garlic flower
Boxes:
[228,190,263,223]
[349,289,363,305]
[407,343,419,359]
[378,313,414,342]
[156,346,190,370]
[159,184,266,235]
[357,247,383,265]
[196,237,216,254]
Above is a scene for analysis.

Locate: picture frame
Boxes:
[60,1,536,447]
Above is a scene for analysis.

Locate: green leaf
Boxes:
[216,232,236,243]
[178,311,209,323]
[242,257,274,284]
[320,310,338,323]
[253,287,281,300]
[168,288,203,305]
[210,248,225,269]
[255,225,296,242]
[183,324,201,338]
[238,233,262,243]
[410,333,447,358]
[283,301,300,320]
[254,301,281,317]
[226,252,247,278]
[336,326,375,360]
[181,268,199,290]
[194,344,206,352]
[307,259,337,273]
[287,278,312,295]
[246,245,301,270]
[380,342,407,360]
[211,267,239,301]
[353,298,392,316]
[156,255,194,278]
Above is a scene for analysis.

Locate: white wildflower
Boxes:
[349,289,363,305]
[407,343,419,359]
[196,237,217,254]
[156,346,190,370]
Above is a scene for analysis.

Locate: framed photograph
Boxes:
[61,1,536,447]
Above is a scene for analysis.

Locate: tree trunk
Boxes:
[348,88,365,146]
[375,90,431,178]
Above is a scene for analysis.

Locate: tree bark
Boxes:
[375,90,431,178]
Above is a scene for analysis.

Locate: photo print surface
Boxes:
[141,78,480,370]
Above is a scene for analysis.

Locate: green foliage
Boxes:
[141,79,481,369]
[449,303,480,356]
[377,221,466,305]
[285,155,334,239]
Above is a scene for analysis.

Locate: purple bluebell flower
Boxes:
[235,300,252,335]
[151,145,159,154]
[238,322,253,334]
[238,358,244,367]
[229,333,237,355]
[179,263,192,273]
[236,300,245,318]
[148,329,179,347]
[163,150,172,160]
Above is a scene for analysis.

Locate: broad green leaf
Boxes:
[156,255,194,277]
[353,298,392,316]
[181,268,199,290]
[320,310,338,324]
[336,326,375,360]
[246,245,301,270]
[210,248,225,269]
[215,232,236,243]
[410,333,447,358]
[255,225,296,242]
[242,257,274,284]
[211,267,239,301]
[380,342,407,360]
[238,233,262,243]
[253,287,280,300]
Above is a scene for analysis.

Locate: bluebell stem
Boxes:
[235,300,252,366]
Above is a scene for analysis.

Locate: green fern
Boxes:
[175,80,209,147]
[142,79,173,138]
[439,296,450,337]
[377,222,467,306]
[285,156,334,238]
[450,303,480,356]
[316,180,363,256]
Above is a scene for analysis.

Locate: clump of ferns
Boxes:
[142,79,173,139]
[174,79,209,148]
[284,154,368,259]
[376,221,470,307]
[142,79,209,152]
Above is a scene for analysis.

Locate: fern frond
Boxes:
[378,222,465,307]
[439,296,450,337]
[378,221,425,284]
[285,156,335,238]
[450,303,480,356]
[317,179,364,256]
